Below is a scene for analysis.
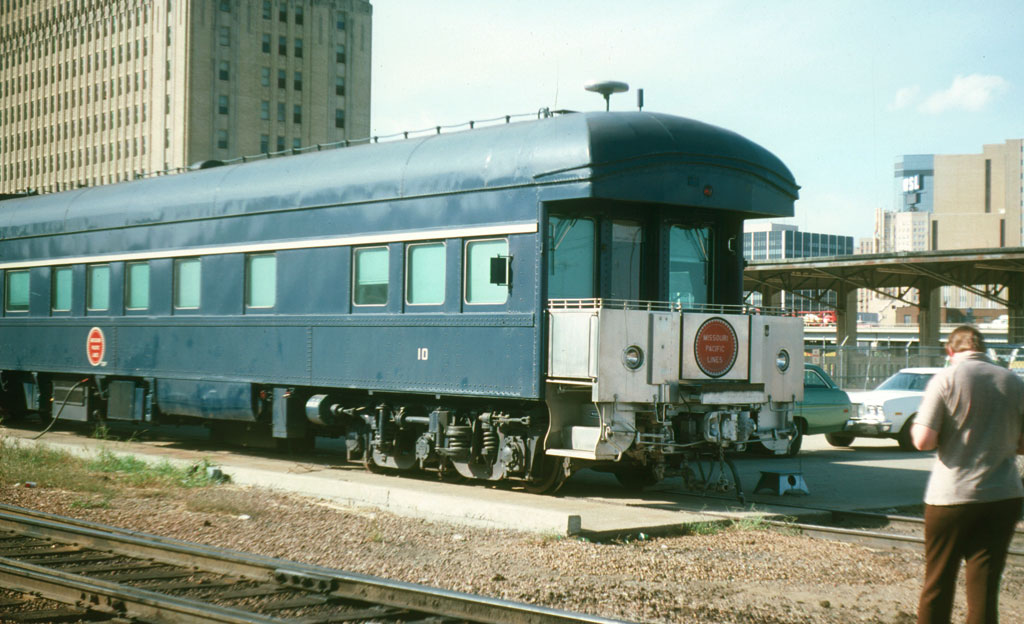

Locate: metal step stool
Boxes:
[753,470,809,496]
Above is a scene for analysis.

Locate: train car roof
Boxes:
[0,111,799,240]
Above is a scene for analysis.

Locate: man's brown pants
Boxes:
[918,498,1022,624]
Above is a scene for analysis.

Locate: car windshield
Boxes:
[876,372,934,391]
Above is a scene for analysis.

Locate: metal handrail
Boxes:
[547,298,789,316]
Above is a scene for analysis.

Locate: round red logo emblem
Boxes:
[86,327,105,366]
[694,317,738,378]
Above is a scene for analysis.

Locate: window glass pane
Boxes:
[126,262,150,310]
[466,239,508,304]
[609,221,642,300]
[354,247,388,305]
[406,243,445,305]
[547,217,594,298]
[52,267,72,311]
[246,254,276,308]
[5,270,29,311]
[87,265,110,310]
[174,258,201,309]
[668,225,710,307]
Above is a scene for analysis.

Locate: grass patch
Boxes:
[1,438,223,500]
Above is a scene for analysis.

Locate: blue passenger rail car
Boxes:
[0,111,802,494]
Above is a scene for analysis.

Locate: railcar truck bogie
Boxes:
[0,110,802,497]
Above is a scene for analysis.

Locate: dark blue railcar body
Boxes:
[0,111,802,492]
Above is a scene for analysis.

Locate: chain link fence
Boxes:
[804,344,1024,391]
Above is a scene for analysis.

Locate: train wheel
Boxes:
[613,465,662,490]
[524,456,568,495]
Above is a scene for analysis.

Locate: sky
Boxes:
[367,0,1024,242]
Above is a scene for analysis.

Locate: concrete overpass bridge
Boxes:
[743,247,1024,347]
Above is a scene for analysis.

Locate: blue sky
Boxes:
[369,1,1024,242]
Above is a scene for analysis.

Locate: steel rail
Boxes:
[0,503,628,624]
[0,557,289,624]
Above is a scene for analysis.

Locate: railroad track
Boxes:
[0,503,627,624]
[746,508,1024,566]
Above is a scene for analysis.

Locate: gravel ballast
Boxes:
[3,483,1023,624]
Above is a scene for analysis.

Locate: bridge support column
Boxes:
[1008,274,1024,345]
[918,280,942,348]
[835,285,858,347]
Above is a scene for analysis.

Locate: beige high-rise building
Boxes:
[0,0,372,195]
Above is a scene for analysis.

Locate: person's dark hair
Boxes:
[946,325,985,353]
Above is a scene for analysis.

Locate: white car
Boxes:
[830,367,943,451]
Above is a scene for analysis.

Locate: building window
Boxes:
[262,34,271,53]
[87,265,110,311]
[294,71,302,91]
[260,67,270,87]
[277,69,286,89]
[335,76,345,96]
[219,1,230,11]
[4,270,29,312]
[336,44,345,63]
[246,254,276,308]
[295,6,303,25]
[337,13,345,30]
[465,239,509,304]
[218,95,229,114]
[293,105,301,124]
[354,247,388,306]
[126,262,150,310]
[406,243,445,305]
[174,258,201,309]
[52,267,73,312]
[260,100,270,120]
[293,138,301,149]
[216,129,228,149]
[278,36,287,55]
[262,0,271,19]
[277,102,285,122]
[260,134,269,152]
[294,38,303,58]
[335,109,345,128]
[276,135,285,151]
[218,60,229,80]
[218,27,230,46]
[279,1,288,22]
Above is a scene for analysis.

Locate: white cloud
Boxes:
[919,74,1008,114]
[889,85,920,110]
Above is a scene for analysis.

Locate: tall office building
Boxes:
[742,222,853,311]
[0,0,372,194]
[867,140,1024,322]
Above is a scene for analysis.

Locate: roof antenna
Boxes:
[637,88,644,111]
[584,80,629,111]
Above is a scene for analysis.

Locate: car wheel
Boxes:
[825,432,855,447]
[897,417,918,451]
[780,418,805,457]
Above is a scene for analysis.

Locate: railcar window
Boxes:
[174,258,201,309]
[246,254,277,308]
[87,265,110,311]
[668,226,711,307]
[353,247,388,306]
[4,270,29,312]
[406,243,445,305]
[465,239,508,305]
[547,216,595,298]
[609,221,643,300]
[125,262,150,310]
[52,267,72,312]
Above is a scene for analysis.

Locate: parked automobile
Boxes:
[835,367,943,451]
[784,364,854,456]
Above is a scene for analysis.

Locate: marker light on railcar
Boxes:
[776,349,791,372]
[622,345,645,370]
